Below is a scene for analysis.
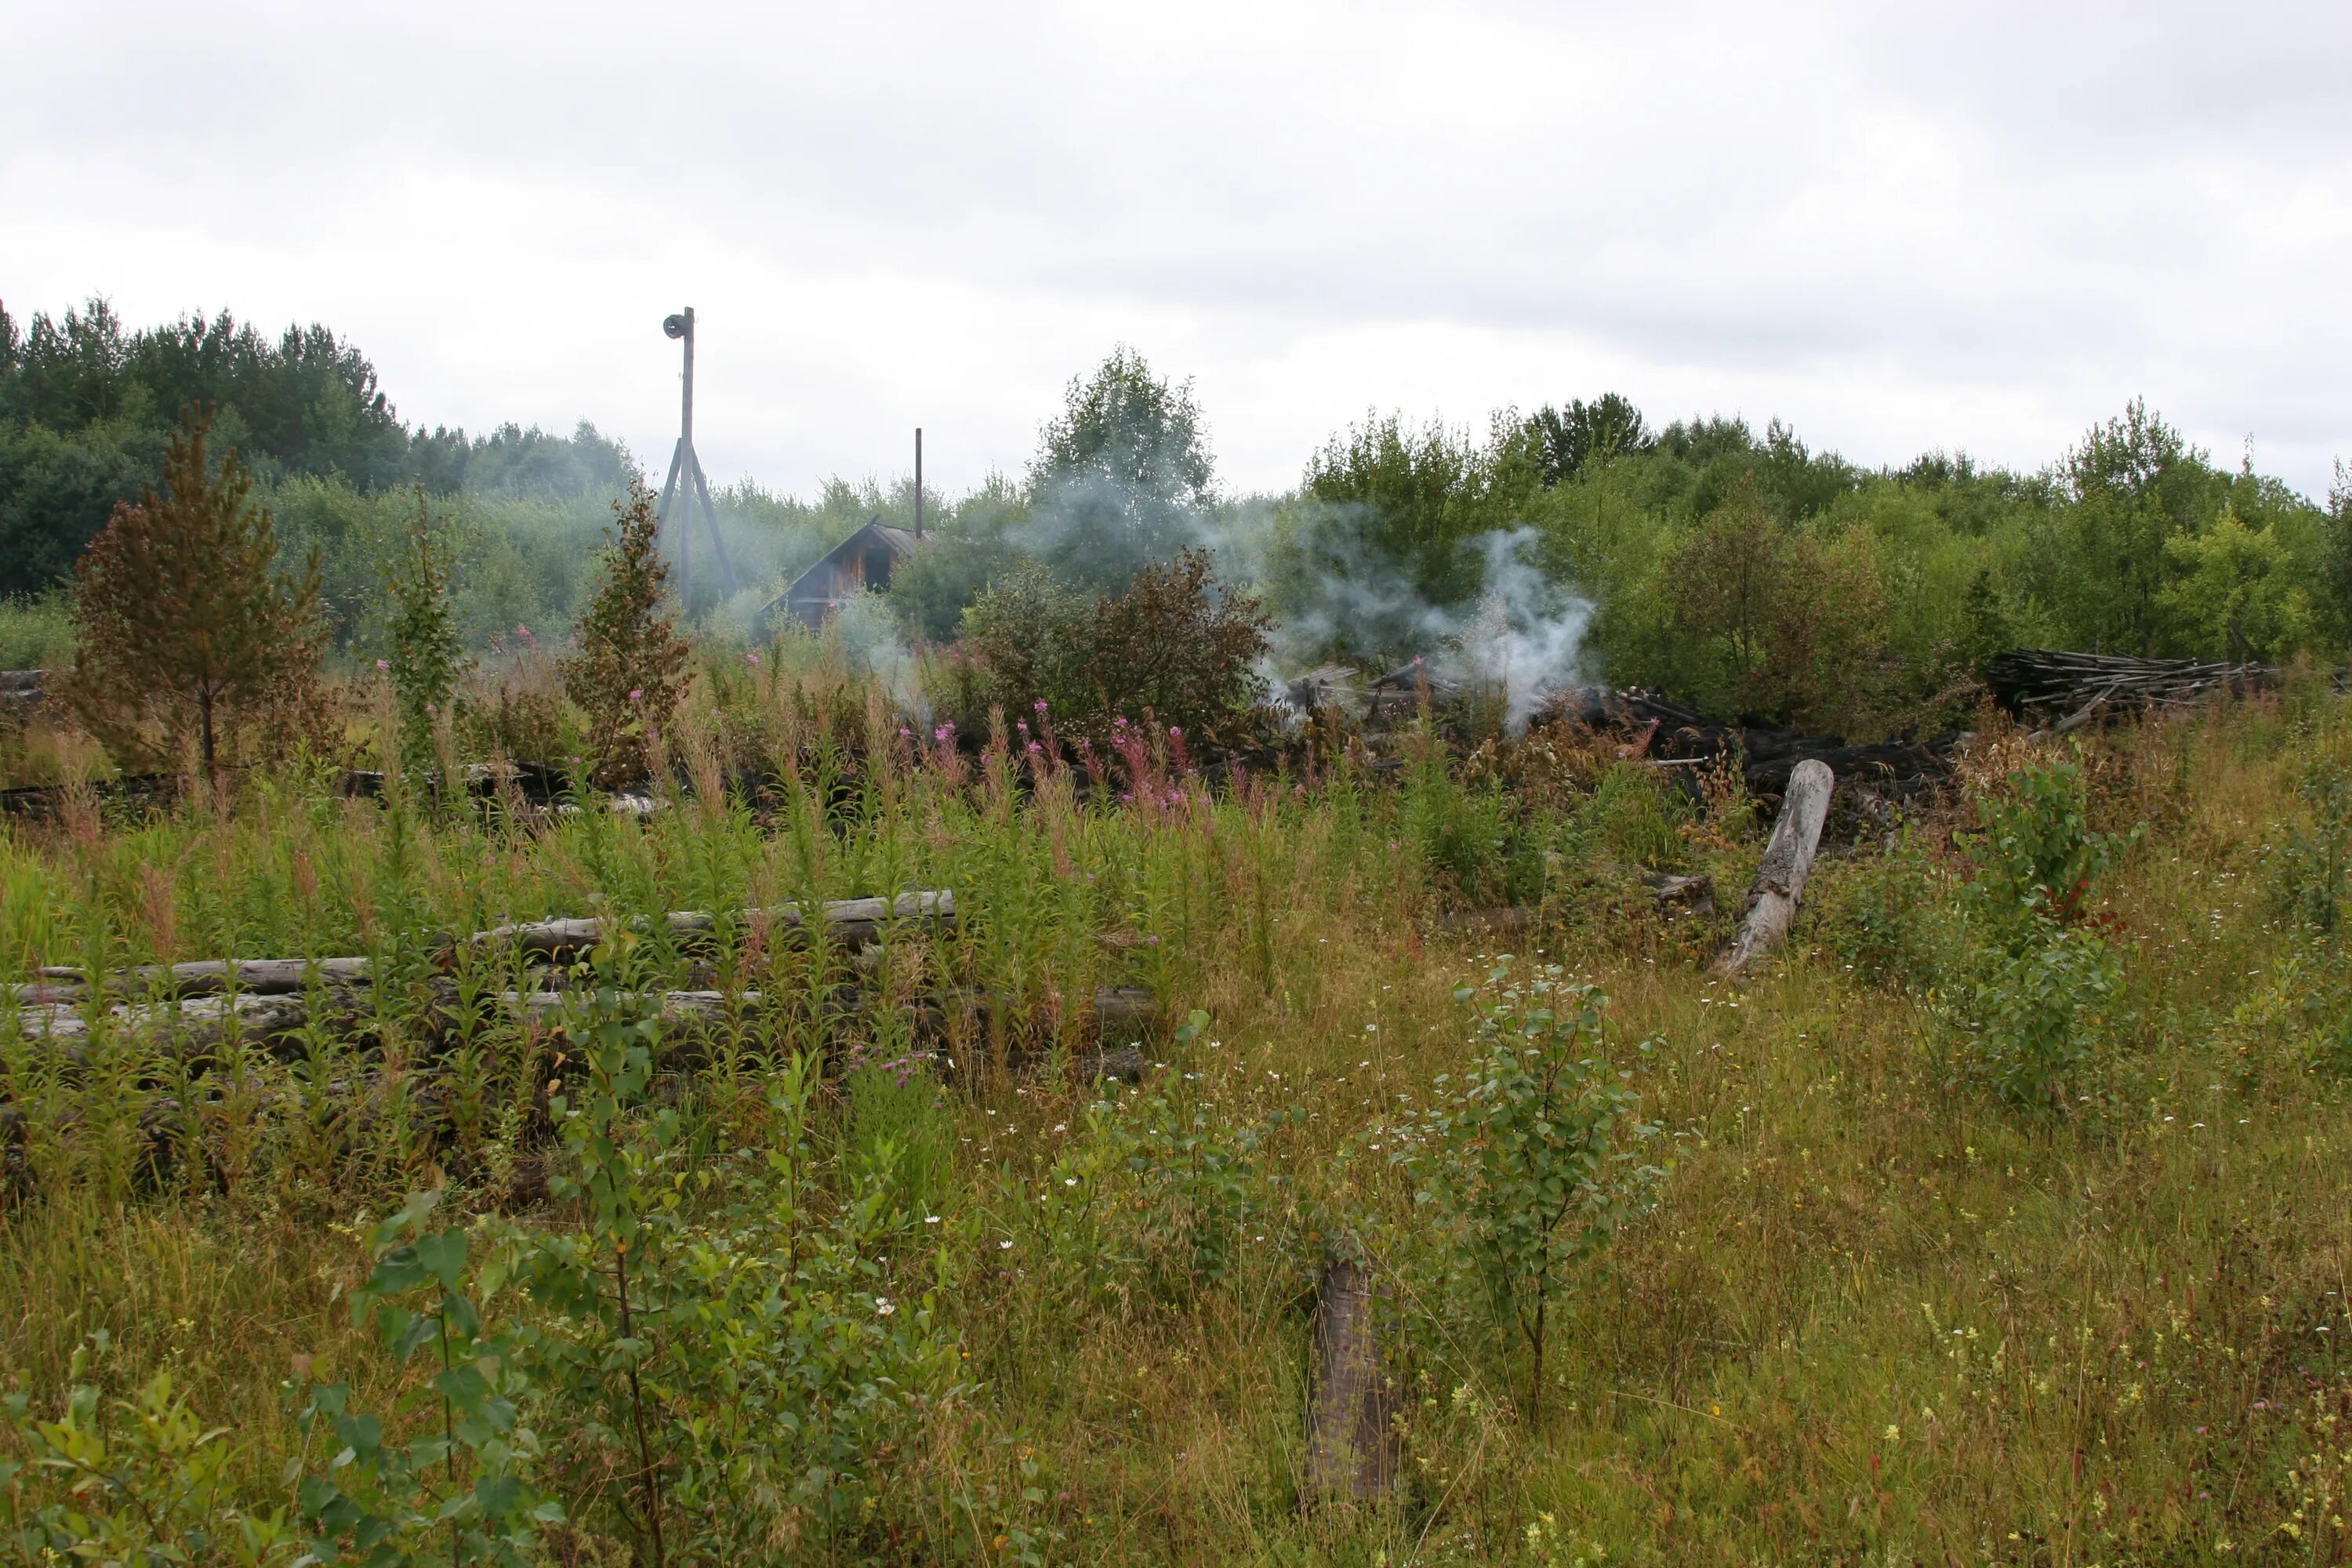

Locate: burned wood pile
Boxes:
[1552,688,1955,798]
[1983,648,2278,731]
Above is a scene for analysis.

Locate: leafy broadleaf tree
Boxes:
[383,492,467,786]
[1025,346,1216,593]
[561,483,691,788]
[64,405,325,777]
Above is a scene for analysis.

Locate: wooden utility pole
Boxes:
[655,307,734,609]
[913,427,924,539]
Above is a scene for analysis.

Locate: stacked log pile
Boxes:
[1983,648,2277,731]
[6,890,1158,1079]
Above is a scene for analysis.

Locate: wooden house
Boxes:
[771,517,926,628]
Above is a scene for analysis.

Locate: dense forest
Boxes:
[6,299,2348,737]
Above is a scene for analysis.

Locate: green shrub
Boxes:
[1954,761,2136,1106]
[2270,761,2352,939]
[1566,761,1689,873]
[0,589,73,670]
[1962,759,2135,939]
[560,485,691,787]
[381,494,466,786]
[959,549,1271,743]
[1094,1082,1265,1302]
[4,1337,301,1564]
[1819,820,1951,988]
[295,1190,557,1564]
[1958,919,2123,1108]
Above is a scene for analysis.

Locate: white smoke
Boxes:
[831,588,931,720]
[1261,513,1592,734]
[1438,528,1595,732]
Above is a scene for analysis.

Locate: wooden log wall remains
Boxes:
[1711,759,1833,978]
[9,894,957,1008]
[474,891,955,960]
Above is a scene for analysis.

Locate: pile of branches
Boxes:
[1983,648,2277,731]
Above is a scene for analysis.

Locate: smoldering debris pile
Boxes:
[1552,688,1958,798]
[1983,649,2278,731]
[1289,662,1957,799]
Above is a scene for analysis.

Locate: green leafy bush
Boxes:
[1954,761,2136,1106]
[381,494,466,787]
[1094,1083,1266,1302]
[560,485,691,787]
[1818,820,1952,988]
[4,1338,300,1564]
[1963,760,2135,938]
[959,549,1271,743]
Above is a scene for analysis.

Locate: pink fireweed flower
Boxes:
[745,652,760,665]
[375,659,389,670]
[1033,699,1048,712]
[628,688,643,702]
[1026,741,1042,753]
[1169,725,1181,738]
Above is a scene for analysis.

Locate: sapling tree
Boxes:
[64,405,326,778]
[561,484,691,788]
[1955,760,2138,1107]
[293,1189,558,1564]
[1393,964,1662,1421]
[382,491,466,788]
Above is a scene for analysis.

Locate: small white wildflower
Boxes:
[874,1296,896,1316]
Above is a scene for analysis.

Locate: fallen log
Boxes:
[475,891,956,960]
[1306,1257,1400,1503]
[10,985,1159,1073]
[1712,758,1833,978]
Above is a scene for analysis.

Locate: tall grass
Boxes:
[5,668,2352,1563]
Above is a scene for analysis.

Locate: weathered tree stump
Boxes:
[1712,759,1833,978]
[1306,1257,1400,1504]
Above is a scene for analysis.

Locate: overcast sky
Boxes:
[6,1,2348,502]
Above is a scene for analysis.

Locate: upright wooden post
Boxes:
[678,307,695,608]
[1307,1257,1399,1503]
[913,427,924,539]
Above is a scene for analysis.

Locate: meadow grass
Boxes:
[4,673,2352,1564]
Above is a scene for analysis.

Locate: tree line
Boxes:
[8,297,2350,741]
